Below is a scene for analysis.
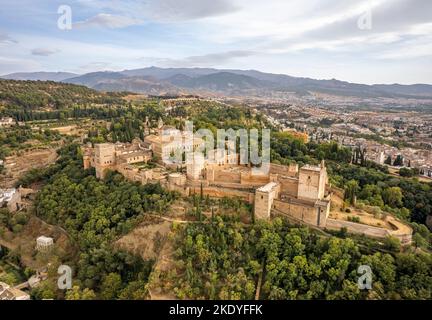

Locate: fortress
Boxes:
[82,121,412,243]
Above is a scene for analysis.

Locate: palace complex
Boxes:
[82,120,412,244]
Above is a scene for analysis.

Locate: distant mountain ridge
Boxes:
[2,67,432,99]
[1,71,78,82]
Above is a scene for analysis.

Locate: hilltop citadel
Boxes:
[82,119,412,244]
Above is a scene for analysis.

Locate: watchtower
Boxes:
[94,143,116,179]
[298,160,327,201]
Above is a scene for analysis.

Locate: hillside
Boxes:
[66,72,181,95]
[1,72,78,81]
[4,67,432,104]
[0,79,127,110]
[62,67,432,99]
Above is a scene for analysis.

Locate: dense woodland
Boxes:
[24,144,178,299]
[167,217,432,299]
[0,80,431,299]
[0,79,126,111]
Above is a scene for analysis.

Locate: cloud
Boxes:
[74,13,143,29]
[142,50,256,67]
[147,0,239,21]
[0,32,17,44]
[298,0,432,42]
[176,50,255,66]
[377,36,432,59]
[77,0,238,22]
[0,56,40,75]
[77,61,121,72]
[31,48,59,56]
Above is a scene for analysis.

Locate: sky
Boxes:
[0,0,431,84]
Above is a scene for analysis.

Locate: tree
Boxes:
[382,187,403,208]
[383,236,401,252]
[412,233,428,249]
[393,155,404,167]
[344,180,359,205]
[66,286,96,300]
[118,280,148,300]
[384,156,392,165]
[101,273,122,300]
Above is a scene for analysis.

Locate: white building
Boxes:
[0,282,30,300]
[0,188,21,212]
[36,236,54,251]
[0,117,14,127]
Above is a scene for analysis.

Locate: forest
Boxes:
[27,144,178,299]
[166,217,432,300]
[0,79,127,111]
[1,82,430,300]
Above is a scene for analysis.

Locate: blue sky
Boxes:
[0,0,431,84]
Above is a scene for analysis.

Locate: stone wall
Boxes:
[270,163,298,177]
[240,172,270,186]
[213,170,241,183]
[273,199,320,226]
[279,176,299,197]
[168,184,190,197]
[189,186,254,203]
[326,218,390,238]
[298,169,323,201]
[326,218,412,244]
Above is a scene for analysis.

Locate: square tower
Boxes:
[254,182,280,220]
[186,152,205,181]
[94,143,116,179]
[298,161,327,201]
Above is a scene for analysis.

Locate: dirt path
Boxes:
[147,230,178,300]
[1,148,58,188]
[0,215,73,269]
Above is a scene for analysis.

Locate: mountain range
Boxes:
[2,67,432,99]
